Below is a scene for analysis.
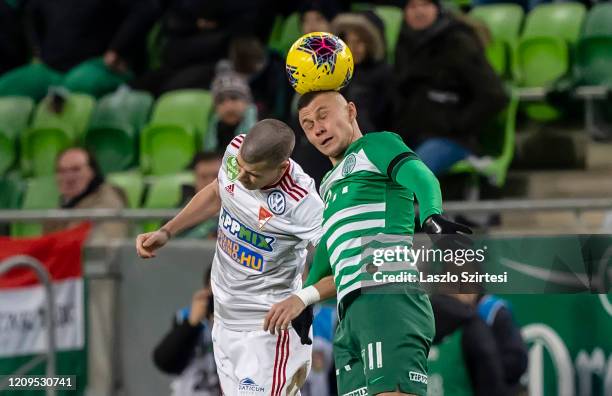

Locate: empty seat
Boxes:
[470,4,524,76]
[514,3,586,121]
[374,6,403,63]
[85,88,153,174]
[575,3,612,86]
[0,97,34,175]
[21,93,95,176]
[141,173,194,231]
[107,171,145,209]
[10,176,59,237]
[140,90,213,175]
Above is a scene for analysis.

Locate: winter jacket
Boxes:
[393,13,508,151]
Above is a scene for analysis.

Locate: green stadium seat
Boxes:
[276,13,301,56]
[85,89,153,174]
[470,4,524,76]
[374,6,403,64]
[450,88,519,188]
[0,97,34,175]
[107,171,145,209]
[141,173,194,231]
[0,176,24,209]
[267,15,287,53]
[514,3,586,121]
[21,93,95,176]
[575,4,612,86]
[140,90,213,175]
[10,176,60,237]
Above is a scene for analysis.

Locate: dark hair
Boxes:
[190,152,222,170]
[297,90,339,111]
[241,119,295,165]
[56,147,104,179]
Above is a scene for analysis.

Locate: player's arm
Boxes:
[264,243,334,336]
[136,179,221,258]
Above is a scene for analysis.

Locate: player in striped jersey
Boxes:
[265,91,471,396]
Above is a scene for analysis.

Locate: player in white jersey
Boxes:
[136,119,335,396]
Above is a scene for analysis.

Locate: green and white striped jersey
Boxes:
[310,132,426,308]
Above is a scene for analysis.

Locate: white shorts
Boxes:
[212,321,312,396]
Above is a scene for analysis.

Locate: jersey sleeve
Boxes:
[304,242,333,287]
[364,132,419,179]
[290,180,325,246]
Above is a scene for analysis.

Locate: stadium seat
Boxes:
[575,3,612,86]
[470,4,524,76]
[276,13,301,56]
[107,171,145,209]
[85,89,153,174]
[374,6,403,64]
[450,89,519,188]
[10,176,60,237]
[513,3,586,121]
[21,93,95,176]
[267,15,287,54]
[141,173,194,232]
[140,90,213,175]
[0,176,23,210]
[0,97,34,175]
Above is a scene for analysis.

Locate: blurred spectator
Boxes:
[176,152,222,239]
[130,0,259,96]
[299,0,342,34]
[203,69,257,153]
[430,294,510,396]
[153,271,220,396]
[43,148,128,242]
[333,11,393,132]
[393,0,508,176]
[228,36,293,121]
[0,0,159,100]
[477,294,528,393]
[0,0,29,75]
[302,304,337,396]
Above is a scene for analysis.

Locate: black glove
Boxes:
[291,305,313,345]
[423,214,473,251]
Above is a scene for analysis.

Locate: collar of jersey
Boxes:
[261,161,292,190]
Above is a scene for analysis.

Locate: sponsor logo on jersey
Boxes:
[342,153,357,176]
[238,377,265,395]
[220,208,275,251]
[267,190,286,215]
[409,371,428,384]
[226,155,239,181]
[225,183,235,196]
[218,232,264,272]
[258,206,273,229]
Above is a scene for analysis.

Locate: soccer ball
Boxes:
[286,32,354,95]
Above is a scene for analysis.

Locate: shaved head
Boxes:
[241,119,296,166]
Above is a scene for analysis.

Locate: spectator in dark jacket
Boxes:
[0,0,29,75]
[394,0,508,176]
[131,0,259,96]
[333,10,393,132]
[0,0,160,100]
[153,271,220,395]
[429,294,511,396]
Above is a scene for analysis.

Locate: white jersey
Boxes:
[211,134,324,331]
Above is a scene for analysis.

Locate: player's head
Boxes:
[237,119,295,190]
[297,90,361,163]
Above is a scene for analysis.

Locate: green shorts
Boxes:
[334,287,435,396]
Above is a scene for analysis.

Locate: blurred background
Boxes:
[0,0,611,395]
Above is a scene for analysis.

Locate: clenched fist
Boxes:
[135,229,170,258]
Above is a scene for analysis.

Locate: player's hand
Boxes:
[423,214,473,251]
[188,288,212,326]
[135,230,169,258]
[264,295,306,335]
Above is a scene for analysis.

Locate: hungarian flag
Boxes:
[0,223,91,395]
